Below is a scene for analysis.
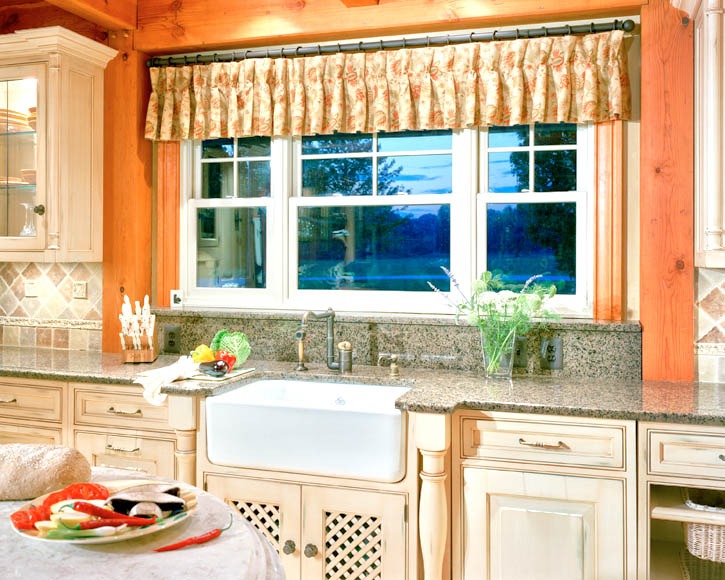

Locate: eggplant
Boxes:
[108,484,185,515]
[199,359,229,377]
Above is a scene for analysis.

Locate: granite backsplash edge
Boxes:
[153,308,642,380]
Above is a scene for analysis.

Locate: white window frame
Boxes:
[179,125,593,316]
[477,124,594,316]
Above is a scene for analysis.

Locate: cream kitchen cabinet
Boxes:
[449,411,637,580]
[0,27,116,261]
[638,422,725,579]
[0,376,65,445]
[205,473,408,580]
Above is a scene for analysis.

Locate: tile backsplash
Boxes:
[696,267,725,382]
[0,262,103,351]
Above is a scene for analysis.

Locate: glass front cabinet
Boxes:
[0,27,116,261]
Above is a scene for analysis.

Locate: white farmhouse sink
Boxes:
[205,379,410,483]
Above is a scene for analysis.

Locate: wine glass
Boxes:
[19,202,36,237]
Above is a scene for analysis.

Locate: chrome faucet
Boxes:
[295,308,352,373]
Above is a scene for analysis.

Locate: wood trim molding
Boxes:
[155,142,181,308]
[594,121,625,321]
[639,0,694,381]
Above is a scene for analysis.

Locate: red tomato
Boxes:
[41,482,109,511]
[11,505,50,530]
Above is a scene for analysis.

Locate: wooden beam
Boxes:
[102,30,153,352]
[339,0,380,7]
[46,0,136,31]
[155,142,181,308]
[639,0,694,381]
[135,0,645,53]
[0,2,107,41]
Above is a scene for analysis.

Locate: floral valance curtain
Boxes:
[144,30,630,141]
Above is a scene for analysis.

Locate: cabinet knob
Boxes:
[303,543,318,558]
[282,540,296,555]
[33,204,45,216]
[719,454,725,462]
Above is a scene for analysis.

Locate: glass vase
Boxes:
[480,328,516,380]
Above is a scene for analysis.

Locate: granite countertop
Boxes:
[0,347,722,426]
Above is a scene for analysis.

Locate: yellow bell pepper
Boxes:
[191,344,215,363]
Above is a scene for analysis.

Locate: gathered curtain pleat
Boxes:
[144,29,630,141]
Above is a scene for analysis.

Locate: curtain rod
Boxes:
[146,18,635,68]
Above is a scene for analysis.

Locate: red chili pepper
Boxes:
[71,501,130,519]
[75,516,156,529]
[154,514,233,552]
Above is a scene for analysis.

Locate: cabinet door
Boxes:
[205,474,301,580]
[462,467,626,580]
[0,64,46,251]
[301,486,408,580]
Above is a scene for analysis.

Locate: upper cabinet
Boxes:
[0,27,116,262]
[694,1,725,267]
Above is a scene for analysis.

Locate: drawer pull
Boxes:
[105,444,140,453]
[0,397,17,404]
[518,438,570,451]
[719,454,725,462]
[106,406,143,417]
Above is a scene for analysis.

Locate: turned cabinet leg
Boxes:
[413,413,451,580]
[175,428,196,485]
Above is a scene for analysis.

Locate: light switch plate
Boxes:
[24,280,38,298]
[72,281,88,299]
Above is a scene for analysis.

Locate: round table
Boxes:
[0,467,284,579]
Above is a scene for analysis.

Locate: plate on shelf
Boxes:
[11,479,197,545]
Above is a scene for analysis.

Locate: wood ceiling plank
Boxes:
[135,0,645,53]
[0,2,107,41]
[46,0,136,30]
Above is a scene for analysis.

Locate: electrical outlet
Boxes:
[163,324,181,354]
[513,336,528,368]
[24,280,38,297]
[540,337,563,370]
[72,281,88,299]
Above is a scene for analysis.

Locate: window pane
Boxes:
[201,163,234,198]
[237,136,271,157]
[488,151,529,192]
[196,207,266,289]
[298,205,450,291]
[379,155,452,195]
[302,133,373,155]
[377,130,452,152]
[486,202,576,294]
[534,150,577,192]
[302,158,372,196]
[534,123,576,146]
[238,161,271,198]
[202,138,234,159]
[488,125,529,148]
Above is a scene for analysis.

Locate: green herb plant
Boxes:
[429,268,557,376]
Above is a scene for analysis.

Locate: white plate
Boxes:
[190,366,256,382]
[12,479,197,545]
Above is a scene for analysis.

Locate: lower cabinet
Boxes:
[451,410,637,580]
[461,467,627,580]
[205,473,408,580]
[0,420,62,445]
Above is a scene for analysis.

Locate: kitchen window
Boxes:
[180,123,592,315]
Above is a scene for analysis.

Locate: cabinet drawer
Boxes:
[74,388,170,432]
[74,430,176,479]
[461,415,626,469]
[0,421,62,445]
[648,429,725,480]
[0,380,62,422]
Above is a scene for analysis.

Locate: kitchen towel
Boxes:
[134,356,199,405]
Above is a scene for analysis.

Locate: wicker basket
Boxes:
[684,489,725,564]
[680,549,725,580]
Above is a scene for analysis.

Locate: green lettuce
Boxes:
[210,329,251,369]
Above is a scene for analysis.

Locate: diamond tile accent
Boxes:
[698,287,725,321]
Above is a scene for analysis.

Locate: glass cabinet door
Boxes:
[0,64,44,246]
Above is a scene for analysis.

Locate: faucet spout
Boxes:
[295,308,345,372]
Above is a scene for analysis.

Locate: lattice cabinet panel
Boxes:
[302,486,407,580]
[233,499,282,551]
[324,511,383,579]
